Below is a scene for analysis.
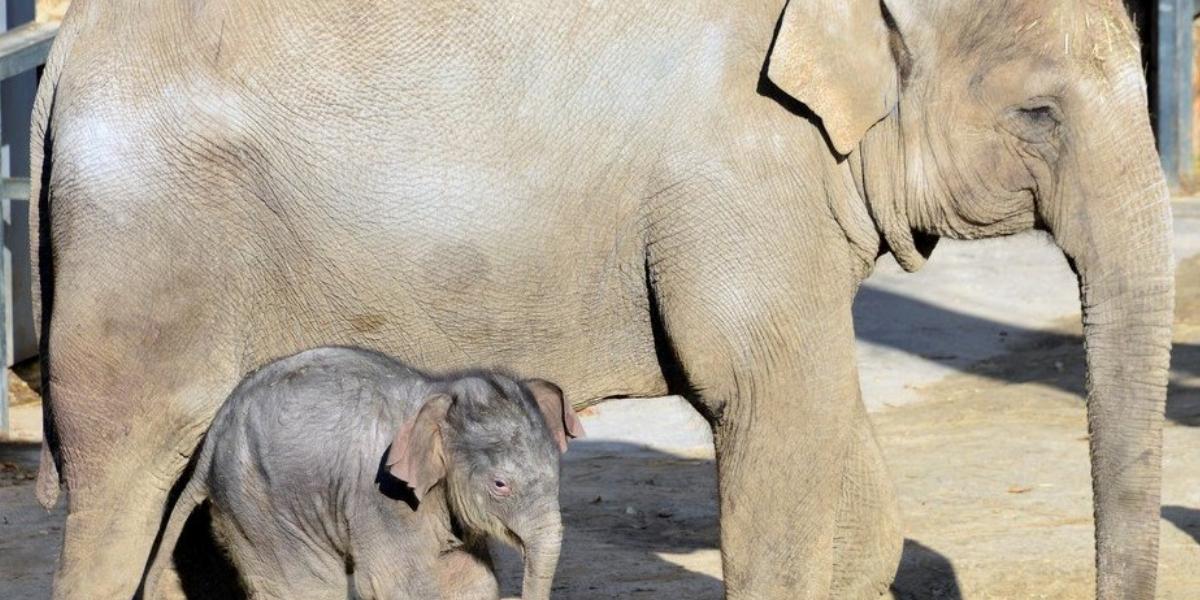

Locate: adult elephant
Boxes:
[30,0,1171,598]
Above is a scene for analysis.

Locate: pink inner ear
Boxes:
[525,379,586,453]
[386,419,418,481]
[386,394,450,500]
[563,402,586,440]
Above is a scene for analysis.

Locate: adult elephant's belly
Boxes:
[228,183,669,407]
[46,1,690,409]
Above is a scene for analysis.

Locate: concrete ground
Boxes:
[4,202,1200,598]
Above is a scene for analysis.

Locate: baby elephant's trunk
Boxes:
[517,508,563,600]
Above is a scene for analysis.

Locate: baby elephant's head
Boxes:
[386,374,584,599]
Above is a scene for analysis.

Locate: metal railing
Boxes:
[0,20,55,81]
[0,18,56,434]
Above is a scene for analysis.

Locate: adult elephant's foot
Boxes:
[714,411,900,600]
[829,403,903,599]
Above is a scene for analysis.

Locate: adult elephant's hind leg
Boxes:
[45,272,239,599]
[51,378,229,600]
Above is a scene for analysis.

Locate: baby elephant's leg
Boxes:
[210,510,347,600]
[351,558,442,600]
[437,539,500,600]
[240,556,347,600]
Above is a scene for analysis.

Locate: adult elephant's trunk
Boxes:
[1045,87,1174,599]
[516,508,563,600]
[1076,194,1173,600]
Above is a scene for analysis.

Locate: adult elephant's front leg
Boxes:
[654,255,872,598]
[712,356,857,599]
[830,393,903,598]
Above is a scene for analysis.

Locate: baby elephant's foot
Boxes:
[438,547,500,600]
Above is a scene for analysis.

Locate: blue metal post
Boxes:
[1156,0,1195,189]
[0,188,5,434]
[0,0,36,435]
[1,0,36,369]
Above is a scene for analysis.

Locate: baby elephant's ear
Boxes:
[525,379,586,453]
[387,393,453,502]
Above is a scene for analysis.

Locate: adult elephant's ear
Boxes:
[766,0,899,156]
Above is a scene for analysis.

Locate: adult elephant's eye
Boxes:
[1009,100,1062,144]
[1018,105,1056,125]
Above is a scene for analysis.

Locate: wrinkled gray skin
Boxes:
[143,347,565,600]
[32,1,1172,599]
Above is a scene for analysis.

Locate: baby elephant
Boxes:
[145,346,584,599]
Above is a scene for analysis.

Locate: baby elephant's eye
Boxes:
[490,478,512,498]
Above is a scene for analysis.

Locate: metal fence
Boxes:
[0,14,56,434]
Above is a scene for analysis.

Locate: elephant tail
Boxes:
[28,32,61,513]
[34,441,59,509]
[141,446,213,597]
[31,0,91,513]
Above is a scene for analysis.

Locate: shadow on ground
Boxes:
[160,440,972,599]
[494,441,722,598]
[495,442,972,600]
[0,441,64,600]
[854,285,1200,426]
[0,441,40,479]
[890,539,963,600]
[1162,505,1200,546]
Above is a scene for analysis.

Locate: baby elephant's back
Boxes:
[203,347,431,519]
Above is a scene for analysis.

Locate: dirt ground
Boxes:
[3,248,1200,598]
